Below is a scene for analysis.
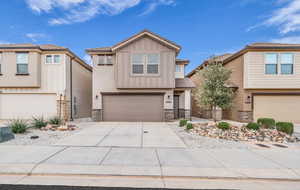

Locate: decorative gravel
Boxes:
[169,123,254,149]
[0,122,85,146]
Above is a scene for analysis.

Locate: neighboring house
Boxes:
[187,43,300,124]
[86,30,195,122]
[0,44,92,121]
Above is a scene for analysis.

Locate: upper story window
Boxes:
[132,54,144,74]
[98,55,112,65]
[147,54,159,74]
[46,54,61,64]
[280,53,294,75]
[265,53,278,75]
[131,53,160,75]
[16,53,29,74]
[175,65,182,72]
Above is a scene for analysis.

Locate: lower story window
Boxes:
[17,64,28,74]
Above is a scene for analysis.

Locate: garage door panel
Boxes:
[0,94,57,119]
[253,95,300,123]
[103,95,163,122]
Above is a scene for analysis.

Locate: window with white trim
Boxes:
[265,53,278,75]
[45,55,61,64]
[147,53,159,74]
[98,55,112,65]
[280,53,294,75]
[16,53,28,74]
[175,65,181,72]
[131,53,160,75]
[132,54,144,74]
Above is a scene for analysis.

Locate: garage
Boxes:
[253,95,300,123]
[0,94,57,119]
[102,94,164,122]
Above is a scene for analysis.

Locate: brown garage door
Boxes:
[253,95,300,123]
[103,94,164,122]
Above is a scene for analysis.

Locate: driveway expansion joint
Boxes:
[28,146,68,176]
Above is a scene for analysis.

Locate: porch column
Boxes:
[184,89,191,120]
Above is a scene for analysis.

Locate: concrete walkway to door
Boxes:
[54,122,186,148]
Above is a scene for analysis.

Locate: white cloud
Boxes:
[25,0,175,25]
[270,35,300,43]
[26,33,47,42]
[265,0,300,34]
[140,0,175,16]
[26,0,85,13]
[83,54,92,65]
[247,0,300,34]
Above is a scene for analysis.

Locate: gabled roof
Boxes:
[86,29,181,54]
[186,53,232,77]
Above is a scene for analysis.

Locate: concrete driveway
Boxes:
[54,122,186,148]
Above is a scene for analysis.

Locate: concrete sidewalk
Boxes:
[0,145,299,181]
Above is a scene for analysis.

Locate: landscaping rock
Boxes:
[189,122,297,144]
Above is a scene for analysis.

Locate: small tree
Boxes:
[194,62,233,121]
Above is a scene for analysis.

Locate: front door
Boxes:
[174,95,179,119]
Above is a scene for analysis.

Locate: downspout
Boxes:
[70,56,73,121]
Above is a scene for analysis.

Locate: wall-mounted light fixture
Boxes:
[245,95,251,104]
[96,95,99,99]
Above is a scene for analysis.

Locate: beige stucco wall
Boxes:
[244,51,300,89]
[71,59,92,118]
[223,55,246,121]
[0,51,41,87]
[115,36,176,89]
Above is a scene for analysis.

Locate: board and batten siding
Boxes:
[115,37,175,89]
[244,51,300,89]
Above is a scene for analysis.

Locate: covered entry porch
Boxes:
[173,78,195,120]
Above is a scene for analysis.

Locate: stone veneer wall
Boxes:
[179,109,191,120]
[238,111,253,123]
[164,109,174,121]
[92,109,102,121]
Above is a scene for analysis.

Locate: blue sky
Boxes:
[1,0,300,73]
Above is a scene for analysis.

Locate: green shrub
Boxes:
[48,116,62,125]
[276,122,294,135]
[179,119,188,127]
[31,117,47,129]
[257,118,275,129]
[9,120,28,134]
[246,122,260,130]
[217,122,230,130]
[186,123,193,130]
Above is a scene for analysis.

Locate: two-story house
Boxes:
[0,44,92,121]
[86,30,195,122]
[188,43,300,124]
